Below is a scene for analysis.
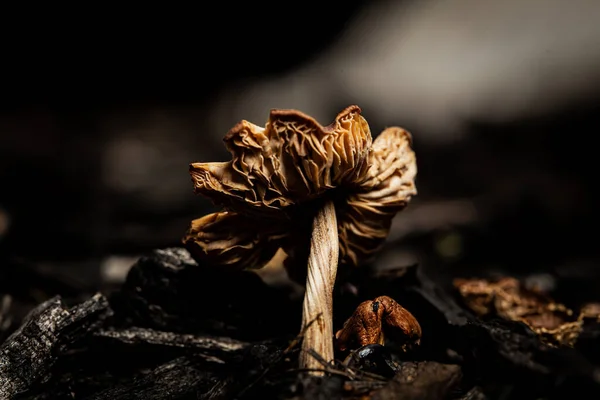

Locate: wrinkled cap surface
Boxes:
[184,105,417,270]
[335,295,422,352]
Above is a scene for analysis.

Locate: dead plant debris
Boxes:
[453,276,599,347]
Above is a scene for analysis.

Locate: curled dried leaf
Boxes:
[335,295,421,352]
[183,211,288,271]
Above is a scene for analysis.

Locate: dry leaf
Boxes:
[454,277,584,347]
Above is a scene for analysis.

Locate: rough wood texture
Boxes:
[0,293,111,399]
[300,200,339,374]
[95,327,247,354]
[84,356,218,400]
[372,362,462,400]
[0,248,598,399]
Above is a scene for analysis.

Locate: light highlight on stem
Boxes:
[299,200,339,374]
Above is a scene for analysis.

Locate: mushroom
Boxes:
[335,295,422,353]
[183,105,417,373]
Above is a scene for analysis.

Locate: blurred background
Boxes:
[1,0,600,322]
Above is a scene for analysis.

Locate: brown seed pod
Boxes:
[335,295,422,352]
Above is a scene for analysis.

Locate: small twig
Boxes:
[306,348,332,369]
[237,315,389,398]
[306,349,389,382]
[346,368,389,382]
[289,367,356,380]
[333,361,358,381]
[317,349,391,381]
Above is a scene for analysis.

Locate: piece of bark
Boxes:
[95,327,247,356]
[23,334,287,399]
[0,293,111,399]
[208,340,291,399]
[84,356,219,400]
[371,361,462,400]
[113,247,299,340]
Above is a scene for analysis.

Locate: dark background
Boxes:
[1,0,600,319]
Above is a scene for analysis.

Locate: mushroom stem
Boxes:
[299,200,339,375]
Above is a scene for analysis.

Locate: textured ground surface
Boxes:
[1,248,598,399]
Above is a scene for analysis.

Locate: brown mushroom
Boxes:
[183,105,417,373]
[335,295,422,352]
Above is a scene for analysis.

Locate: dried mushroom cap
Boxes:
[335,296,421,352]
[184,105,417,268]
[189,105,372,218]
[184,211,289,270]
[339,127,417,265]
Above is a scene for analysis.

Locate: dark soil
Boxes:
[1,247,598,400]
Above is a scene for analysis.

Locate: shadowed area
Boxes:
[1,1,600,398]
